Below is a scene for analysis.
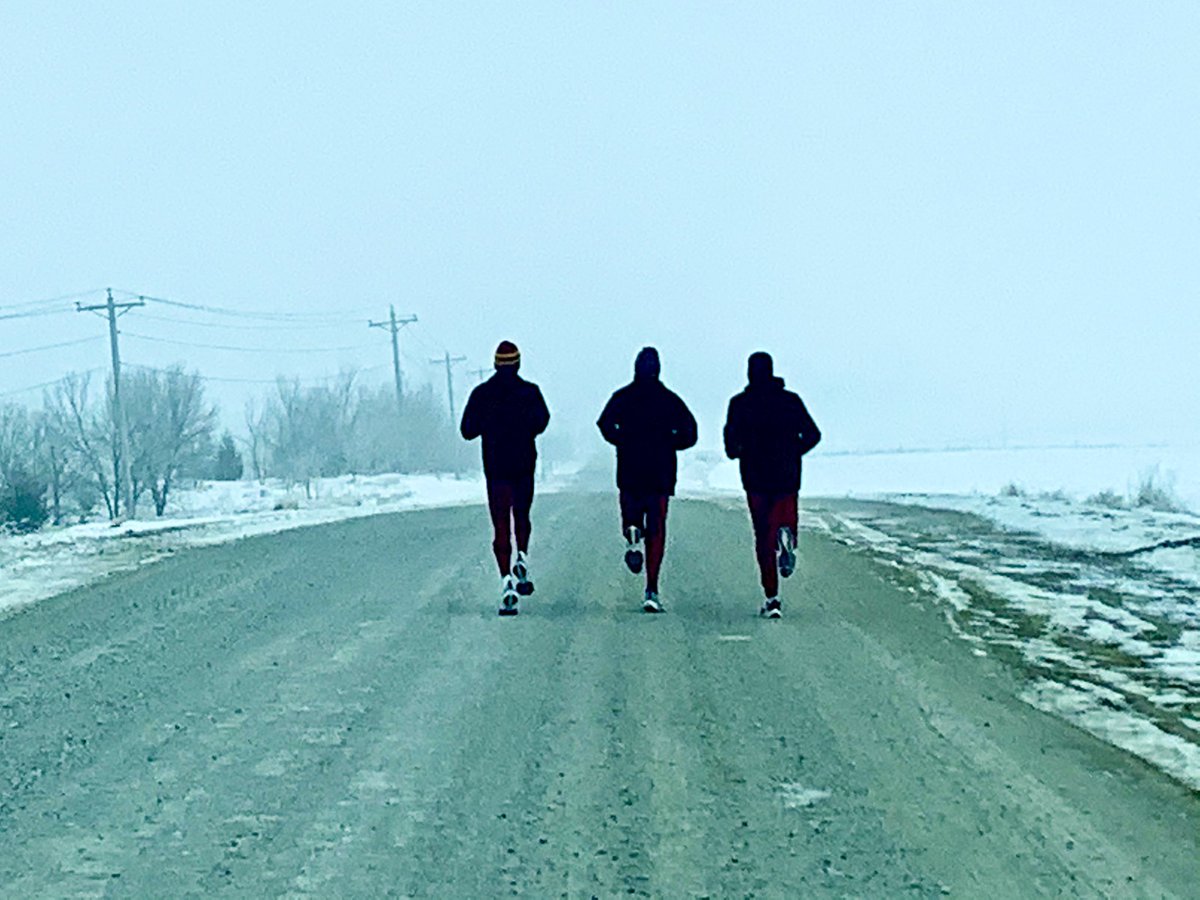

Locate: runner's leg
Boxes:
[748,492,778,598]
[644,496,669,594]
[487,480,515,577]
[513,473,534,556]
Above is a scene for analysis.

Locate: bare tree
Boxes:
[243,398,270,482]
[263,370,359,496]
[124,367,216,516]
[45,373,119,519]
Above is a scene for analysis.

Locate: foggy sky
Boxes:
[3,3,1198,455]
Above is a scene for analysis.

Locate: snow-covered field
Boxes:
[681,442,1200,511]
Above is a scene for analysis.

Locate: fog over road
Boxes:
[2,496,1197,897]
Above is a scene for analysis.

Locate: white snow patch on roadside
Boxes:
[883,492,1200,588]
[0,473,494,617]
[1023,680,1200,792]
[822,502,1200,792]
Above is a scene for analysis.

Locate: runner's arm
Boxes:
[796,397,822,456]
[597,394,622,446]
[723,398,743,459]
[460,386,484,440]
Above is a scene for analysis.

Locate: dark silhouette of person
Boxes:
[723,351,821,618]
[597,347,698,613]
[461,340,550,615]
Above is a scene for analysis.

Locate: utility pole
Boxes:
[469,367,490,384]
[76,289,144,519]
[431,352,467,423]
[368,306,417,414]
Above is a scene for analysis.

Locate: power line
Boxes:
[121,331,377,354]
[126,362,392,386]
[0,368,105,399]
[0,288,105,312]
[134,311,371,333]
[0,306,77,322]
[125,292,376,323]
[0,336,105,359]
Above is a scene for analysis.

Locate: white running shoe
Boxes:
[642,590,663,614]
[760,597,782,619]
[499,575,519,616]
[513,551,534,596]
[624,526,644,574]
[778,528,797,579]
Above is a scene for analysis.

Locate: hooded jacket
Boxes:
[597,364,698,496]
[724,363,821,495]
[460,370,550,481]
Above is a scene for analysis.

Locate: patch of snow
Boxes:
[1022,680,1200,792]
[823,500,1200,792]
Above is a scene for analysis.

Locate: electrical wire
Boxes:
[120,291,378,323]
[126,362,390,385]
[0,306,78,322]
[121,331,380,354]
[0,368,105,398]
[134,311,371,333]
[0,288,105,312]
[0,336,105,359]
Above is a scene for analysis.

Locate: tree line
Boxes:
[0,367,470,532]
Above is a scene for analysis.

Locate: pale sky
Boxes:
[2,2,1197,453]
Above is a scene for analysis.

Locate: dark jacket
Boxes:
[460,371,550,481]
[724,377,821,494]
[597,376,698,496]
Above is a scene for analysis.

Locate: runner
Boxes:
[460,341,551,616]
[723,351,821,618]
[597,347,698,613]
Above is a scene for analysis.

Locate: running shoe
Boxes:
[760,597,782,619]
[624,525,644,574]
[778,527,797,579]
[513,551,535,596]
[499,576,519,616]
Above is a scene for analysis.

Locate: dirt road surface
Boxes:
[2,495,1197,897]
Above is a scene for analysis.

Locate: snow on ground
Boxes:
[682,443,1200,790]
[817,502,1200,791]
[0,473,492,617]
[880,492,1200,588]
[681,442,1200,507]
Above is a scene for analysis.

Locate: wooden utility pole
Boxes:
[431,352,467,423]
[76,289,144,518]
[469,367,490,384]
[369,306,417,414]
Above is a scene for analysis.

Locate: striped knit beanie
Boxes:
[494,340,521,368]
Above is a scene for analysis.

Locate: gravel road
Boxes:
[2,495,1197,897]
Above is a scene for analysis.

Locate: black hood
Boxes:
[747,352,783,389]
[634,347,661,381]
